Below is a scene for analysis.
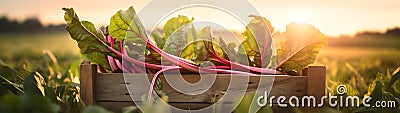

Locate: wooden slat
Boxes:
[79,60,97,105]
[304,66,326,103]
[95,74,308,103]
[94,73,128,102]
[162,75,307,103]
[304,66,326,112]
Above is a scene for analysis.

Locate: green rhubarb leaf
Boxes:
[108,6,152,64]
[189,40,221,65]
[108,6,142,40]
[163,15,194,38]
[218,37,249,64]
[145,48,162,64]
[181,27,224,65]
[180,42,195,60]
[209,38,225,61]
[276,22,327,72]
[63,8,113,71]
[63,8,109,54]
[152,32,165,49]
[181,41,198,62]
[181,26,211,64]
[239,15,274,68]
[163,16,195,57]
[217,37,232,60]
[201,28,225,65]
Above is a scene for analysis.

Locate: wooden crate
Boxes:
[79,61,326,112]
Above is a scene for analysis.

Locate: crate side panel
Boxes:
[95,74,308,103]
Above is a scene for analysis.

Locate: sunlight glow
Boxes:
[0,0,399,36]
[288,11,312,24]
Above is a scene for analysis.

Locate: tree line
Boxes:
[352,27,400,38]
[0,16,66,33]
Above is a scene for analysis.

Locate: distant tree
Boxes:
[0,16,66,33]
[352,27,400,38]
[0,16,19,32]
[354,31,382,38]
[385,27,400,38]
[20,17,44,31]
[45,24,66,32]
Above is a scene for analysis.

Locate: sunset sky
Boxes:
[0,0,399,36]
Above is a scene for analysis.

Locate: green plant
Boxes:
[0,51,84,113]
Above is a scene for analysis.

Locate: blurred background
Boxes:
[0,0,399,112]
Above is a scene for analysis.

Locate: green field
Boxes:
[317,47,400,94]
[318,37,400,94]
[0,32,79,68]
[0,32,399,112]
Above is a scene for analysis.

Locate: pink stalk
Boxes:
[121,63,133,73]
[131,63,145,73]
[200,40,281,74]
[203,41,281,74]
[127,64,137,73]
[96,35,169,70]
[113,37,128,73]
[260,34,269,69]
[206,66,231,69]
[107,56,118,71]
[145,41,200,72]
[148,66,181,103]
[212,53,283,74]
[143,40,251,74]
[205,68,258,75]
[147,69,154,74]
[106,35,119,71]
[115,59,122,70]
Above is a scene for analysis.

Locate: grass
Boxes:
[317,50,400,95]
[316,44,400,95]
